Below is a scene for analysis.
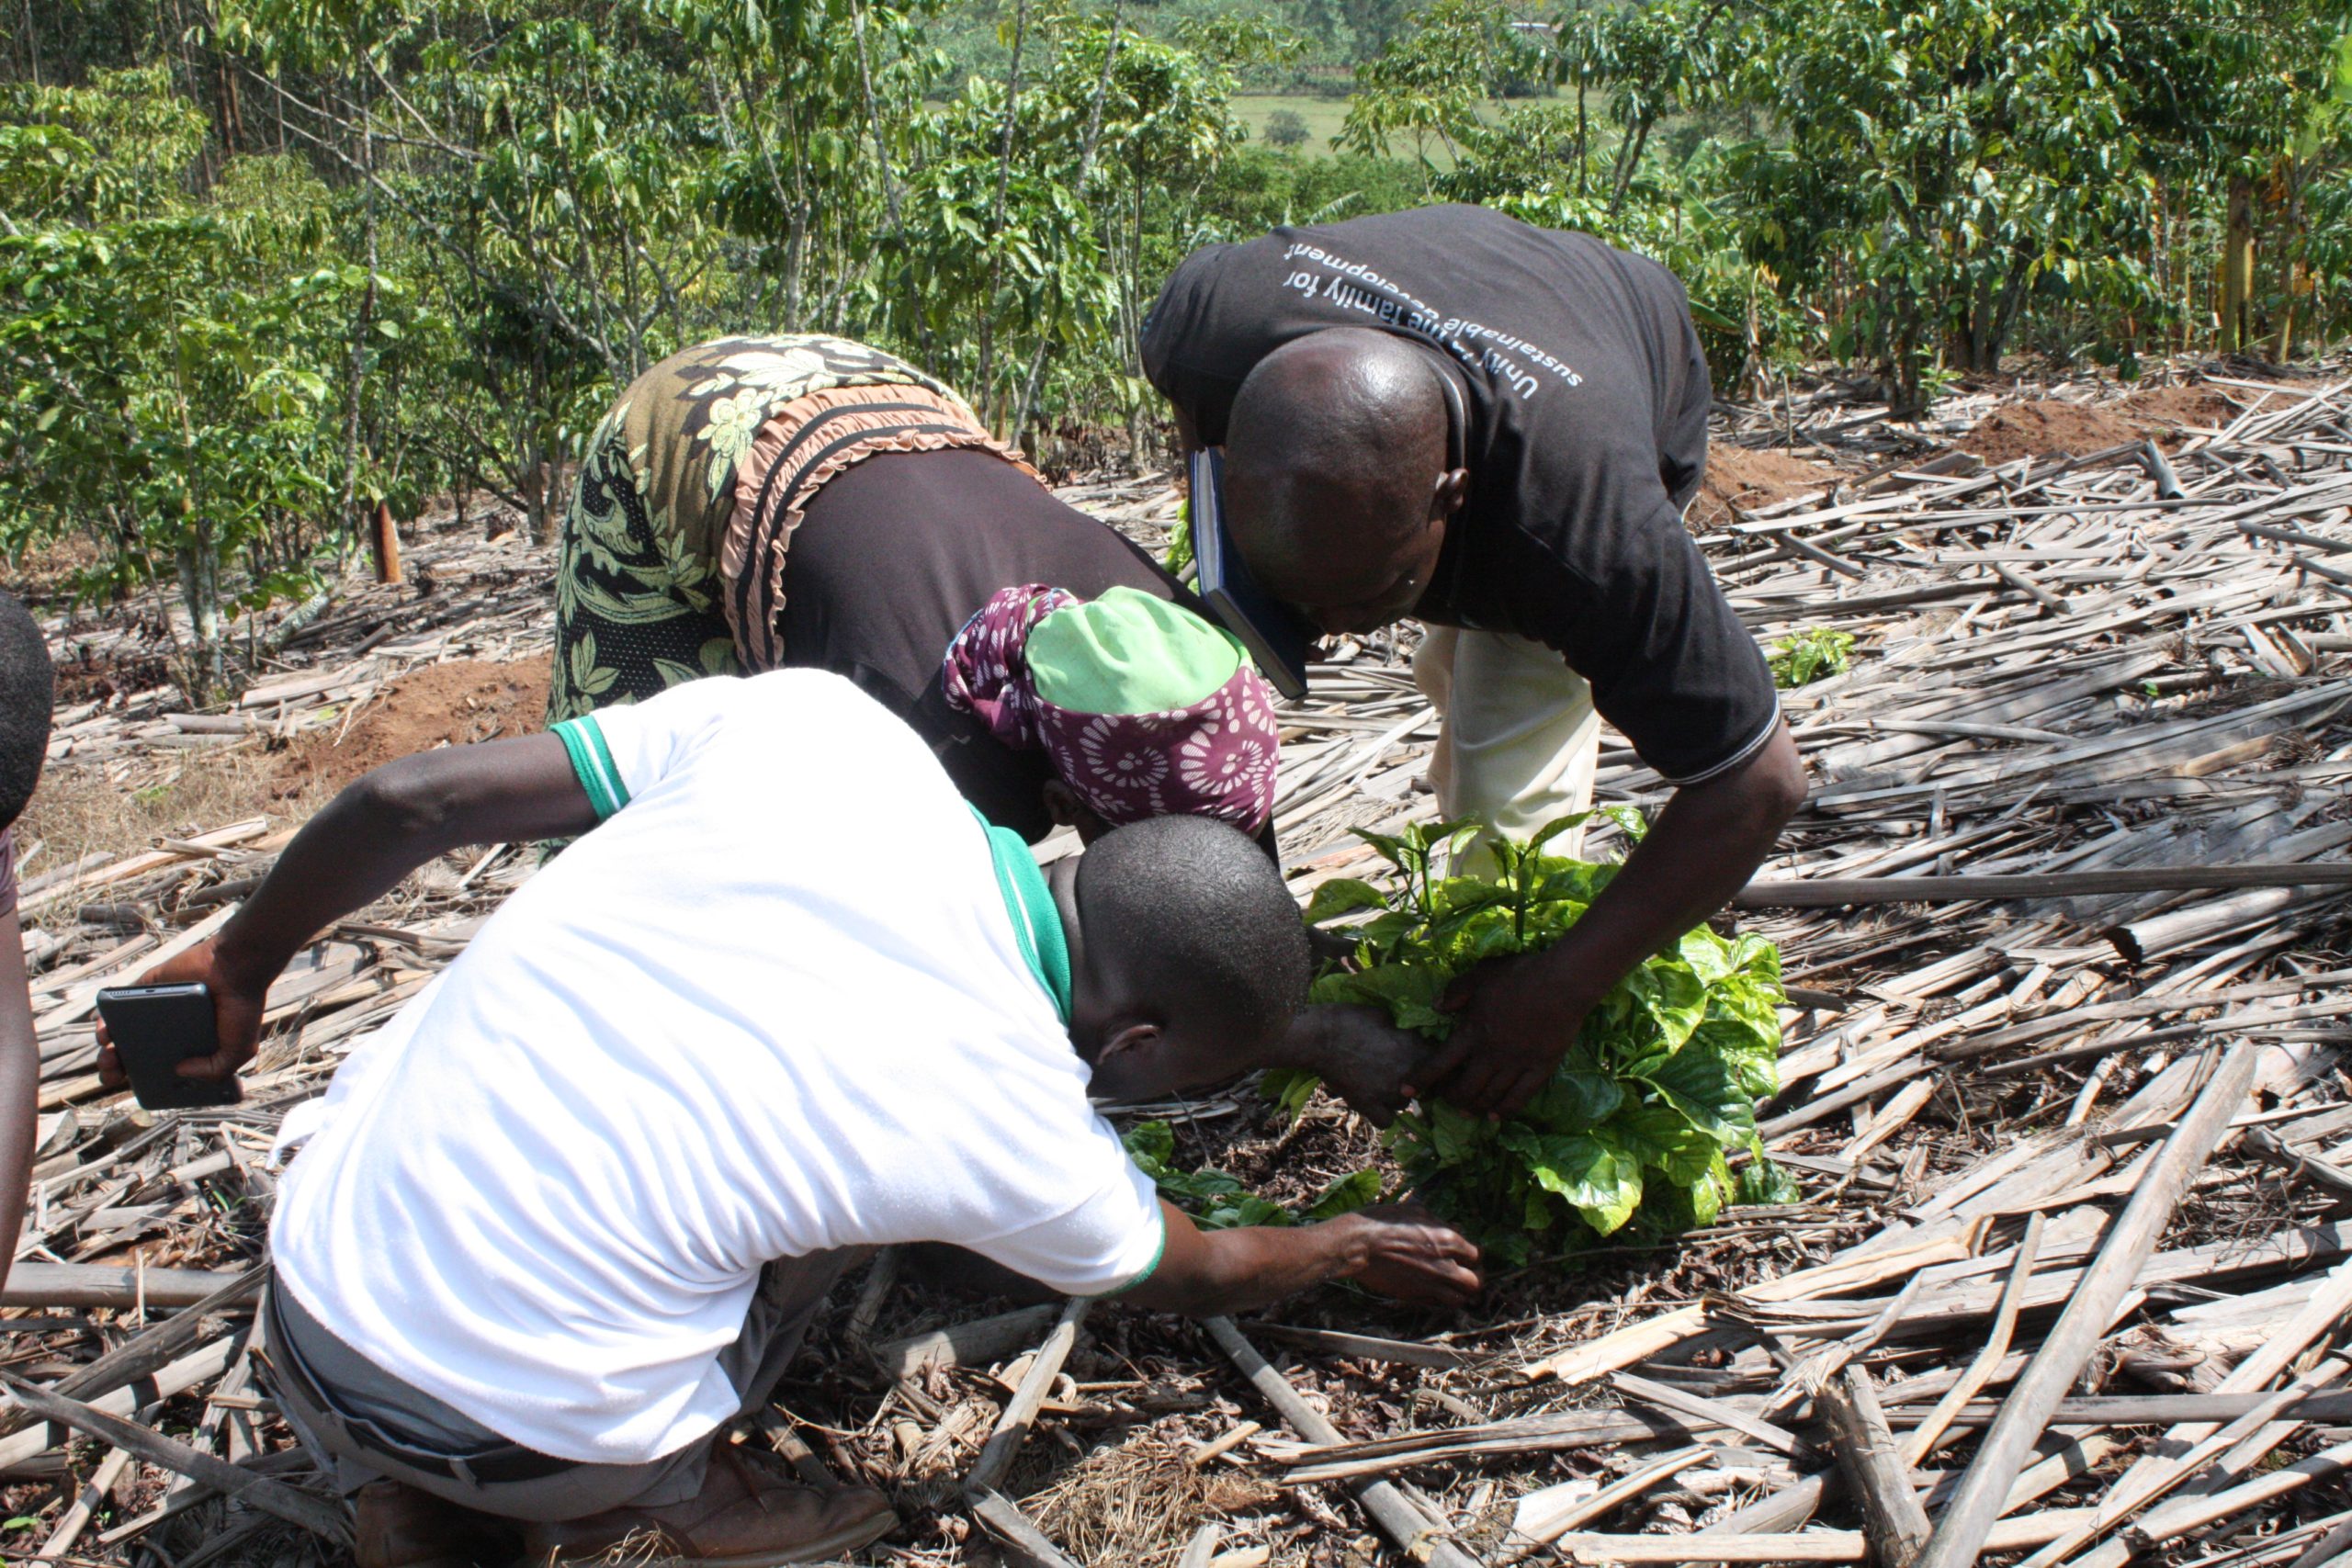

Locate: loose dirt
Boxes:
[2119,383,2243,441]
[273,658,550,796]
[1961,384,2246,464]
[3,534,106,609]
[1691,446,1840,526]
[1960,399,2145,464]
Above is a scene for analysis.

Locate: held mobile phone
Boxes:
[95,983,241,1110]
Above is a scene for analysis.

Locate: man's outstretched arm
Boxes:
[1122,1200,1481,1316]
[1411,720,1807,1117]
[98,734,596,1089]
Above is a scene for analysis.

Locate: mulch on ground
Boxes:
[9,356,2352,1567]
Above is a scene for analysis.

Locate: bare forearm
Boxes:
[214,776,467,987]
[0,916,38,1295]
[100,737,594,1089]
[1534,724,1804,1003]
[1125,1206,1363,1316]
[216,736,593,991]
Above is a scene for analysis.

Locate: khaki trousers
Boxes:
[1412,626,1602,870]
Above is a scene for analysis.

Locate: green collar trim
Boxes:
[970,807,1072,1024]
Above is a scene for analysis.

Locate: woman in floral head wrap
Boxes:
[943,585,1281,843]
[542,338,1428,1136]
[547,333,1283,845]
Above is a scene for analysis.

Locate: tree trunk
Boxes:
[2220,174,2255,354]
[972,0,1031,405]
[368,500,402,585]
[174,534,224,704]
[337,64,379,555]
[528,431,558,547]
[1609,114,1653,217]
[2272,160,2303,362]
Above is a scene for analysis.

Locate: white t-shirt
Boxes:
[270,671,1163,1466]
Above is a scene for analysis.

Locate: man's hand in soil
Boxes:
[1280,1003,1435,1128]
[95,938,268,1090]
[1126,1199,1481,1316]
[1340,1203,1486,1306]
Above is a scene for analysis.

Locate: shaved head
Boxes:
[1221,329,1463,635]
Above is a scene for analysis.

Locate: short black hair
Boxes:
[1077,815,1310,1050]
[0,592,52,831]
[1227,328,1445,547]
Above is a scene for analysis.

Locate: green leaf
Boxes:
[1607,1102,1725,1187]
[1311,961,1453,1036]
[1528,810,1595,852]
[1616,951,1710,1055]
[1304,877,1389,926]
[1736,1158,1804,1207]
[1423,1100,1492,1165]
[1503,1128,1644,1236]
[1306,1168,1384,1220]
[1630,1047,1758,1147]
[1770,629,1857,689]
[1521,1055,1625,1132]
[1122,1120,1176,1175]
[1201,1194,1294,1230]
[1260,1067,1321,1122]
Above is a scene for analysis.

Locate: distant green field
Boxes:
[1230,93,1519,164]
[1232,94,1356,154]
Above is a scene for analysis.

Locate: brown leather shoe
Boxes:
[523,1442,896,1567]
[354,1479,526,1568]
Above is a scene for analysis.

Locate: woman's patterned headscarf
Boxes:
[943,585,1282,834]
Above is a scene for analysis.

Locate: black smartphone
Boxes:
[95,983,241,1110]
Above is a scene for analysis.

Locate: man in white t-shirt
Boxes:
[106,670,1480,1568]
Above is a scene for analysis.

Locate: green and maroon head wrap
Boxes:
[942,585,1281,833]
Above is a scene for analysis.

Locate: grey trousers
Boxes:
[258,1252,860,1523]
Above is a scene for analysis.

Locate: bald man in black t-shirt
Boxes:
[1141,204,1807,1120]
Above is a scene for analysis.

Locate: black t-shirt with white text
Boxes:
[1139,204,1780,784]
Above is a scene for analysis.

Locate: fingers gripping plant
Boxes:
[1285,816,1793,1267]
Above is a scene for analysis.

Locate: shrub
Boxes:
[1282,816,1791,1266]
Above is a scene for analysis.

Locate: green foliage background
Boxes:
[4,0,2348,696]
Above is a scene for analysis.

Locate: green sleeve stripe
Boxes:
[579,716,631,814]
[1091,1212,1168,1299]
[553,717,630,820]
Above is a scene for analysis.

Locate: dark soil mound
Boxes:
[275,659,550,795]
[1691,446,1838,527]
[1960,400,2144,464]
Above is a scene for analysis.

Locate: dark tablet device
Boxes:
[95,983,241,1110]
[1190,446,1316,700]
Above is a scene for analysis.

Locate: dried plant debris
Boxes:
[9,359,2352,1565]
